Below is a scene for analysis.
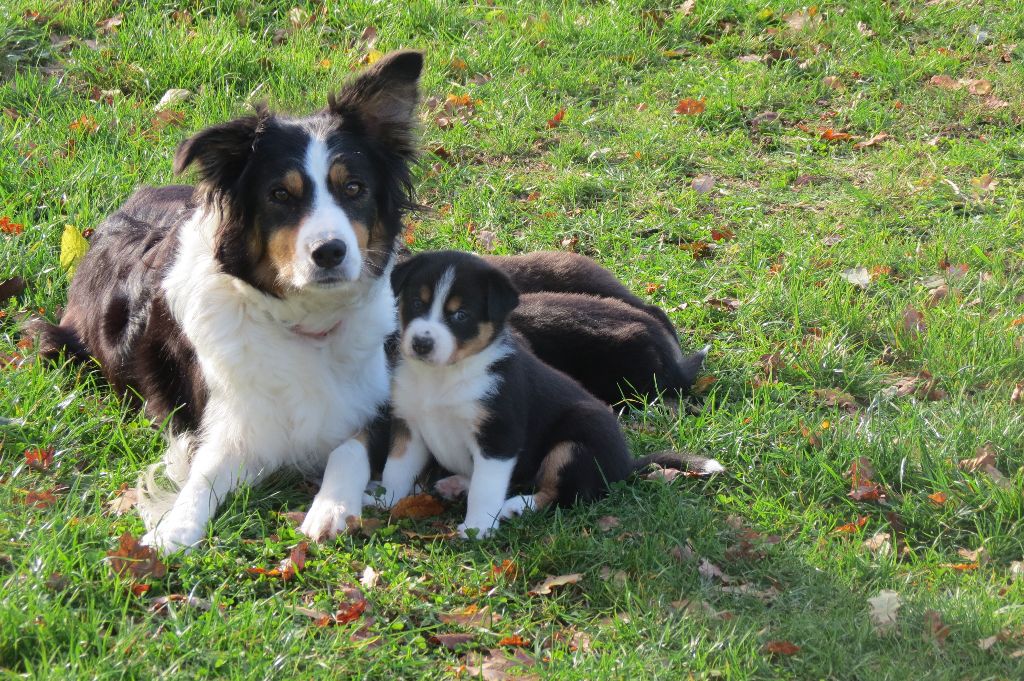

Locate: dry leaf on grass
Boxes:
[674,98,706,115]
[528,573,582,596]
[814,388,859,412]
[596,516,621,532]
[24,447,54,471]
[149,594,213,615]
[762,640,800,656]
[959,443,1011,488]
[840,267,871,289]
[439,605,500,627]
[107,533,167,580]
[390,493,445,520]
[430,633,476,650]
[924,609,951,645]
[464,647,539,681]
[105,485,139,516]
[862,532,891,556]
[902,306,927,336]
[247,542,308,581]
[867,590,901,633]
[833,516,867,534]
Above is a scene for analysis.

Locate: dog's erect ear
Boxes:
[390,254,422,296]
[174,110,267,190]
[329,50,423,157]
[486,268,520,324]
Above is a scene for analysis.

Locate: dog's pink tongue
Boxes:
[290,319,342,340]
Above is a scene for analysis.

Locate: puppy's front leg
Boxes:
[142,448,257,553]
[367,424,430,509]
[459,450,517,540]
[301,434,371,542]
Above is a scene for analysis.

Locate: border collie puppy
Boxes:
[30,51,424,552]
[485,252,707,405]
[373,251,723,538]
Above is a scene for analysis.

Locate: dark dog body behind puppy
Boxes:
[486,252,706,405]
[372,251,723,538]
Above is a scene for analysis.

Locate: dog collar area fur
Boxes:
[289,319,343,340]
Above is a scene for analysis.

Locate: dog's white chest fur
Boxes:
[163,212,395,473]
[391,342,509,475]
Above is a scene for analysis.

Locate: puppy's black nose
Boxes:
[411,335,434,357]
[311,239,347,269]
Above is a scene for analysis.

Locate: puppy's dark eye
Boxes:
[450,309,469,323]
[343,181,365,199]
[411,299,425,312]
[270,187,291,203]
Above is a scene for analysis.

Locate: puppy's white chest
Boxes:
[392,358,500,476]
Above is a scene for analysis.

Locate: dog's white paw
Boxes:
[140,519,204,554]
[457,519,496,540]
[498,495,535,519]
[300,497,359,542]
[434,474,470,500]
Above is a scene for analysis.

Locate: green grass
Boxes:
[2,1,1023,678]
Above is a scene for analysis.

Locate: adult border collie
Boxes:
[374,251,723,538]
[31,50,424,552]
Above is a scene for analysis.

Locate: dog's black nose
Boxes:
[311,239,347,269]
[411,335,434,357]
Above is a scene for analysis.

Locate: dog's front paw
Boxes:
[140,519,204,554]
[300,497,359,542]
[457,521,494,540]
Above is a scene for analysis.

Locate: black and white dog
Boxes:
[371,251,723,538]
[486,252,707,406]
[31,51,424,552]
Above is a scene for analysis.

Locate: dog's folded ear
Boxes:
[390,254,421,295]
[329,50,423,158]
[173,109,268,189]
[486,269,520,324]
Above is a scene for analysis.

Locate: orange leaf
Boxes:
[1010,316,1024,328]
[674,98,706,115]
[710,227,735,242]
[107,533,167,580]
[23,489,58,509]
[928,491,948,505]
[491,559,520,581]
[130,583,151,596]
[644,283,663,294]
[24,447,55,470]
[940,562,979,571]
[763,640,800,656]
[0,216,25,235]
[821,129,853,142]
[390,493,445,520]
[498,635,530,647]
[833,516,868,534]
[547,108,566,128]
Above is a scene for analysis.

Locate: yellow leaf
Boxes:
[363,49,383,65]
[60,224,89,274]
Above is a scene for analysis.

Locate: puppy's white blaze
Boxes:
[401,266,459,364]
[294,138,363,284]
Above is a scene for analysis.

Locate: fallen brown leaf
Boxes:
[924,609,951,645]
[854,132,891,150]
[430,633,476,650]
[862,532,892,555]
[959,443,1010,488]
[674,98,706,115]
[813,388,858,412]
[528,573,582,596]
[150,594,213,615]
[596,516,621,532]
[24,447,54,471]
[106,485,139,516]
[107,533,167,580]
[464,647,539,681]
[546,108,566,129]
[762,640,800,656]
[833,516,868,534]
[439,605,500,628]
[867,589,901,633]
[927,491,948,505]
[390,493,445,520]
[902,306,926,336]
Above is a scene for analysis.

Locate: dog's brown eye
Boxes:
[343,181,365,199]
[270,187,290,203]
[450,309,469,323]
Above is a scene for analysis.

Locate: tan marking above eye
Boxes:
[418,285,431,305]
[329,160,349,188]
[282,169,304,197]
[445,295,463,313]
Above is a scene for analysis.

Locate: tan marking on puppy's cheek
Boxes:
[533,441,575,509]
[282,169,304,198]
[451,322,495,363]
[445,296,463,313]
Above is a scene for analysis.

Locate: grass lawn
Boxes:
[2,1,1023,678]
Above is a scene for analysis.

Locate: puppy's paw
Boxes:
[498,494,535,519]
[457,520,495,540]
[434,474,470,500]
[300,497,359,542]
[140,519,203,554]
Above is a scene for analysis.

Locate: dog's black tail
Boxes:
[22,317,89,364]
[632,449,726,477]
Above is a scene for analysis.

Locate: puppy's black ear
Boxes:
[174,108,268,191]
[486,269,520,324]
[390,255,421,295]
[329,50,423,158]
